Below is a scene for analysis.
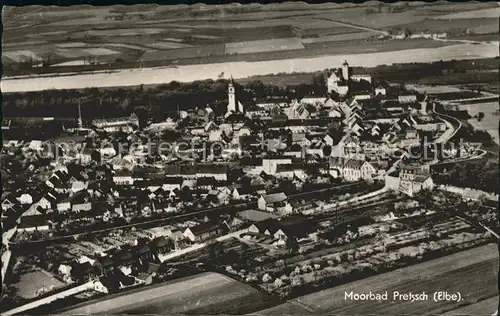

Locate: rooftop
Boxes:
[261,192,287,203]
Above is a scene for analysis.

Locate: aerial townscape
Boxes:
[1,2,499,316]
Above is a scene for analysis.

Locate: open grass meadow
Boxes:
[58,272,279,315]
[13,270,67,300]
[460,101,500,144]
[3,2,498,76]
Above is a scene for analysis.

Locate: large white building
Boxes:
[262,157,292,175]
[326,60,373,96]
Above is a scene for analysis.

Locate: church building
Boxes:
[226,77,245,117]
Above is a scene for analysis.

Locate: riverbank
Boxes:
[2,41,498,93]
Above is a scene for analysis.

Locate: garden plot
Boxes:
[225,38,305,55]
[259,243,498,315]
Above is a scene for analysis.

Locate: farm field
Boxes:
[3,2,498,76]
[3,50,42,63]
[434,7,500,20]
[138,43,226,62]
[442,296,499,315]
[301,32,376,44]
[58,272,278,315]
[86,28,163,36]
[148,41,193,49]
[459,102,500,144]
[257,243,499,315]
[388,18,499,35]
[225,38,305,55]
[13,270,66,300]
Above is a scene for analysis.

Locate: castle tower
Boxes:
[342,60,350,81]
[227,76,236,113]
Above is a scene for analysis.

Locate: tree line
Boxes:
[3,78,328,123]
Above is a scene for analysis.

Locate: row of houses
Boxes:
[329,157,379,182]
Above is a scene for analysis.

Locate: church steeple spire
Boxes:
[225,76,244,117]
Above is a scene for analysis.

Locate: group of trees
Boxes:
[433,159,499,194]
[4,78,328,123]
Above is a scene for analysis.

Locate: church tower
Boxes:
[227,77,236,113]
[342,60,350,81]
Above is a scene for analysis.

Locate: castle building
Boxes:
[326,60,373,96]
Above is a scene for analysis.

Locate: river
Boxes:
[1,42,498,93]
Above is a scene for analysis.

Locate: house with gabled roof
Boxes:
[183,221,228,243]
[232,187,256,200]
[36,190,58,210]
[17,215,51,233]
[342,159,377,182]
[113,170,134,186]
[398,164,434,196]
[258,192,293,214]
[1,192,15,211]
[350,123,365,137]
[329,156,346,178]
[248,217,318,246]
[349,99,363,111]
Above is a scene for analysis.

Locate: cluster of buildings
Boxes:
[2,61,452,237]
[385,163,434,197]
[326,60,374,96]
[2,61,464,301]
